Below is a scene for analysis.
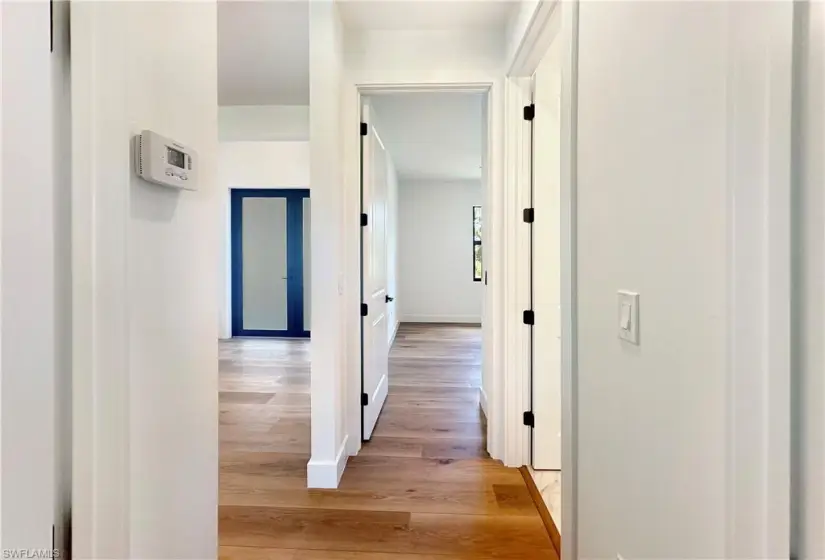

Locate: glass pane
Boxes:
[474,243,483,281]
[473,206,482,241]
[242,197,288,331]
[303,197,311,331]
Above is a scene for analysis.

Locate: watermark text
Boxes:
[3,550,60,559]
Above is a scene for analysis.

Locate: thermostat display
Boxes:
[167,146,186,169]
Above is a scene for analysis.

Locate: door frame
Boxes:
[230,188,311,338]
[344,83,503,459]
[508,1,577,558]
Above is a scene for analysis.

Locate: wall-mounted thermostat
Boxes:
[135,130,198,190]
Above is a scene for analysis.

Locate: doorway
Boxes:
[357,92,489,445]
[230,188,311,338]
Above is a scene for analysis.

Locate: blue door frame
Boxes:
[231,188,310,338]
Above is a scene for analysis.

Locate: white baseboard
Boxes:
[480,387,489,418]
[307,435,349,489]
[400,314,482,324]
[389,320,400,345]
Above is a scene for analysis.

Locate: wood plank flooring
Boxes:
[219,324,556,559]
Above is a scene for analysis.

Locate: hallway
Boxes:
[219,324,556,559]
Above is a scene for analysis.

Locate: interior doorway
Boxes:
[358,91,489,447]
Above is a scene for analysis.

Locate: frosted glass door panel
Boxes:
[242,197,288,331]
[303,197,311,331]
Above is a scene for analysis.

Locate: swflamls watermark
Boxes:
[2,550,60,559]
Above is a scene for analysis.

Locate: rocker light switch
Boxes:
[620,303,632,330]
[617,290,640,345]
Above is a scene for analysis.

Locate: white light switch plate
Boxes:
[617,290,640,344]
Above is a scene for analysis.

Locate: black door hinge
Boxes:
[523,310,535,325]
[523,411,535,427]
[361,213,368,227]
[523,208,535,223]
[360,122,368,136]
[523,104,535,121]
[361,303,369,317]
[362,393,369,406]
[484,271,488,286]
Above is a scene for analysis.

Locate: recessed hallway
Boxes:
[218,324,557,559]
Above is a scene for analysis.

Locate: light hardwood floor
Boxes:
[219,324,557,559]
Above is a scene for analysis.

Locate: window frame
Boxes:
[473,205,482,282]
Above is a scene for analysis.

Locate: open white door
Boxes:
[531,34,563,470]
[361,101,390,440]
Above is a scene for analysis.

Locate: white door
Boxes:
[361,101,390,440]
[531,34,563,470]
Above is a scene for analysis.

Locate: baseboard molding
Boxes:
[519,466,561,557]
[400,314,482,324]
[480,387,489,419]
[307,435,349,489]
[389,320,400,346]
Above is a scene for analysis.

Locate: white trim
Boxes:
[502,75,532,469]
[480,387,489,419]
[558,4,579,559]
[510,0,561,77]
[725,3,792,557]
[389,320,400,346]
[307,435,350,489]
[70,4,132,558]
[400,315,481,324]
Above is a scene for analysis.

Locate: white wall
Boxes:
[308,0,348,488]
[219,104,309,141]
[71,2,219,557]
[398,180,482,323]
[342,27,506,459]
[575,3,793,559]
[220,141,309,188]
[577,4,729,557]
[218,141,310,338]
[794,2,825,557]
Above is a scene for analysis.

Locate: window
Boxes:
[473,206,482,282]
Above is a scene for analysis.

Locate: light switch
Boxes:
[620,303,632,330]
[617,290,640,344]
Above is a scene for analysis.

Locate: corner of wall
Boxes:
[307,435,349,489]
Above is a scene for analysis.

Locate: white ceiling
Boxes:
[218,1,309,106]
[338,0,518,30]
[370,92,484,182]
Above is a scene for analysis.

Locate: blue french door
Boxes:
[231,189,310,338]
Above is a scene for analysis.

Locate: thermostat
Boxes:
[135,130,198,190]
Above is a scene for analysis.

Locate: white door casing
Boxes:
[531,24,563,471]
[361,101,390,440]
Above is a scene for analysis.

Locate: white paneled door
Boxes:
[361,101,390,440]
[531,34,563,470]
